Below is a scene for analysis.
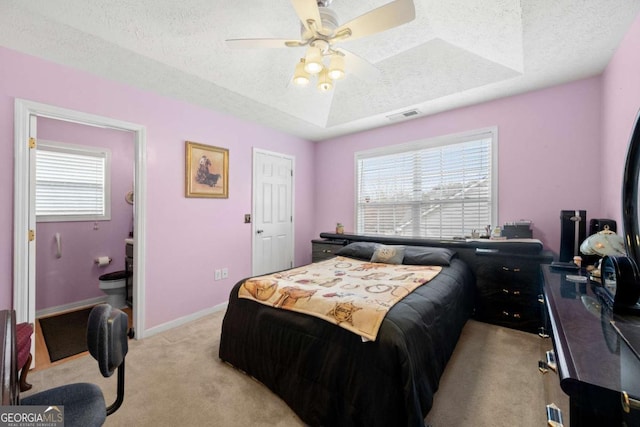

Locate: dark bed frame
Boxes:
[219,234,543,426]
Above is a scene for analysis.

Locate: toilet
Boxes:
[98,270,130,308]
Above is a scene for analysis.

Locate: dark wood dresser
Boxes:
[542,265,640,426]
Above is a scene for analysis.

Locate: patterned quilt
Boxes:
[238,256,442,341]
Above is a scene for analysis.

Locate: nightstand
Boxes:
[474,249,553,333]
[312,239,346,262]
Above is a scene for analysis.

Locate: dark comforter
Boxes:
[219,258,475,427]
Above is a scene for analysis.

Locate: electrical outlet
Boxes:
[215,269,221,281]
[244,214,251,223]
[222,268,228,279]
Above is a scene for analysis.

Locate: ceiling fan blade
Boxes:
[337,48,381,82]
[226,38,302,49]
[335,0,415,42]
[290,0,322,32]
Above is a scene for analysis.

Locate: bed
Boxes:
[219,241,475,426]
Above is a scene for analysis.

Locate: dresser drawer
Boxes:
[475,300,541,333]
[476,280,540,299]
[477,286,538,304]
[476,258,540,286]
[539,337,570,427]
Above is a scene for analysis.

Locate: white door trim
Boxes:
[251,148,295,276]
[13,98,148,339]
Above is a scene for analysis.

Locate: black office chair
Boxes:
[21,304,128,427]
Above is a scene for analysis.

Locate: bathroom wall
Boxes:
[35,118,134,311]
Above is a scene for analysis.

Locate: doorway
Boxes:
[13,99,148,365]
[252,149,295,276]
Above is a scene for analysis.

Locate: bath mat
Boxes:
[39,307,93,362]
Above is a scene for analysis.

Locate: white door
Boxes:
[252,149,294,276]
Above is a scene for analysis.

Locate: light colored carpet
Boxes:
[424,320,547,426]
[21,310,546,426]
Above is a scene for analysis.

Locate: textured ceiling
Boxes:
[1,0,639,141]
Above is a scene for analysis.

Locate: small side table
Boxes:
[311,239,346,262]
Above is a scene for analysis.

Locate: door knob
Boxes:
[256,229,264,234]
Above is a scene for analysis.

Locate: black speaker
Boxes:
[559,210,587,262]
[589,218,617,235]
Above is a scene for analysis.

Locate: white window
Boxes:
[355,128,497,239]
[36,140,111,222]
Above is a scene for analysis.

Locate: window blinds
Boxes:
[356,132,495,239]
[36,142,110,221]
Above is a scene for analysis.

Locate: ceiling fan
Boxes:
[226,0,415,92]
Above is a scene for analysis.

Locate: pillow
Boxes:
[335,242,379,260]
[370,245,405,264]
[402,246,456,266]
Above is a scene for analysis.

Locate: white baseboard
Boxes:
[143,302,228,338]
[36,296,108,318]
[37,299,229,338]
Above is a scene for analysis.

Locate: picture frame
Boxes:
[185,141,229,198]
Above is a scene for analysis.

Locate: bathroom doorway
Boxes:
[33,119,134,368]
[13,99,147,366]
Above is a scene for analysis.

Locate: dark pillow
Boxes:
[402,246,456,266]
[335,242,378,260]
[370,244,405,264]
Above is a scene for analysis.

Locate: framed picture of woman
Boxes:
[185,141,229,198]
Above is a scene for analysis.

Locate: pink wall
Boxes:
[600,12,640,226]
[315,78,604,255]
[0,46,316,328]
[35,118,134,311]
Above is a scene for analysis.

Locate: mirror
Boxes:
[605,109,640,313]
[623,109,640,268]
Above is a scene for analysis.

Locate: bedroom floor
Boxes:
[21,309,547,426]
[425,320,547,426]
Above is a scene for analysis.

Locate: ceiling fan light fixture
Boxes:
[328,53,345,80]
[293,59,310,86]
[304,46,324,74]
[228,0,415,93]
[317,69,333,92]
